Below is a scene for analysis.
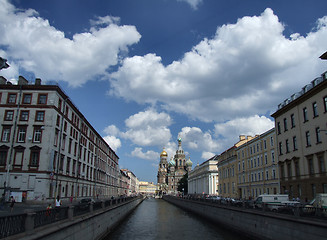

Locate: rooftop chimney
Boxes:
[0,76,7,85]
[35,78,41,85]
[18,76,28,85]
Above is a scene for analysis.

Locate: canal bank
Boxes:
[104,197,246,240]
[163,195,327,240]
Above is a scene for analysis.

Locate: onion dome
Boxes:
[160,149,168,157]
[186,158,193,167]
[169,158,176,167]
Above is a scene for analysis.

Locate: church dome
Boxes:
[169,159,176,166]
[160,149,168,157]
[186,158,193,167]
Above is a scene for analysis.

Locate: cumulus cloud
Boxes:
[0,0,141,86]
[103,109,174,160]
[109,8,327,122]
[177,0,203,9]
[103,135,121,152]
[214,115,275,151]
[131,147,159,162]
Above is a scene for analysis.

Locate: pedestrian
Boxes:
[55,196,62,207]
[55,196,61,219]
[46,203,52,216]
[10,196,15,213]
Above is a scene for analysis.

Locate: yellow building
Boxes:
[236,129,279,200]
[139,181,157,196]
[217,136,251,199]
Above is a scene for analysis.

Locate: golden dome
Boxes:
[160,149,168,157]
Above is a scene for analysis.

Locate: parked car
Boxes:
[79,198,95,204]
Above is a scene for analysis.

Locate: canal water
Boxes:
[105,198,246,240]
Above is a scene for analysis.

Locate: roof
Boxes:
[319,51,327,60]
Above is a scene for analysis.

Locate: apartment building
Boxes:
[236,129,279,200]
[217,136,251,198]
[271,70,327,201]
[121,169,139,196]
[188,155,219,195]
[0,76,119,202]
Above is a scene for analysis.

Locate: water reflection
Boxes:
[105,198,244,240]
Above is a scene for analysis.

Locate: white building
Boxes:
[188,155,219,195]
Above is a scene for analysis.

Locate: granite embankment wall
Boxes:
[163,196,327,240]
[7,197,144,240]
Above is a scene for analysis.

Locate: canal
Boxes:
[104,197,247,240]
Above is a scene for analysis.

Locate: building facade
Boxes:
[272,70,327,201]
[121,169,139,196]
[236,129,279,200]
[188,155,219,195]
[0,76,120,202]
[218,136,254,199]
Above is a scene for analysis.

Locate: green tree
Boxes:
[177,173,188,194]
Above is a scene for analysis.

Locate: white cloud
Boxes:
[109,8,327,122]
[103,109,174,160]
[103,135,121,152]
[177,0,203,10]
[0,0,141,86]
[214,115,275,151]
[201,151,215,160]
[131,147,159,162]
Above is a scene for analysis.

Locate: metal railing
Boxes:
[0,195,141,239]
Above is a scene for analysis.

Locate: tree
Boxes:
[177,173,188,195]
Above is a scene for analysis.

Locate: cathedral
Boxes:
[157,137,192,195]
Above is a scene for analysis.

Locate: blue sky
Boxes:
[0,0,327,183]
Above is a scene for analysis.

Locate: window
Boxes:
[324,96,327,113]
[29,147,41,167]
[264,153,268,164]
[22,93,32,104]
[272,169,276,179]
[1,127,11,142]
[308,158,314,175]
[295,161,300,177]
[291,114,295,128]
[287,163,292,177]
[20,111,29,121]
[35,111,45,122]
[264,140,267,149]
[318,155,325,174]
[283,118,288,131]
[7,93,17,104]
[303,107,308,122]
[4,110,14,121]
[38,94,47,104]
[293,136,298,151]
[285,139,290,153]
[277,122,281,134]
[316,127,322,143]
[266,170,269,180]
[33,127,42,143]
[271,151,275,163]
[270,136,274,146]
[313,102,318,118]
[0,148,8,166]
[17,127,26,142]
[305,131,311,147]
[279,142,283,155]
